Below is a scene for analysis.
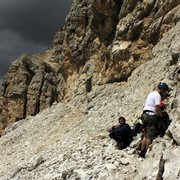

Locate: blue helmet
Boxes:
[158,82,169,91]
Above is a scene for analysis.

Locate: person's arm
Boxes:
[154,93,163,117]
[107,124,119,132]
[155,105,163,117]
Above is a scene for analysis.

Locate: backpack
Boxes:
[132,122,143,136]
[157,111,171,136]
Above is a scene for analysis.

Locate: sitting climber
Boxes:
[157,102,171,137]
[108,116,133,149]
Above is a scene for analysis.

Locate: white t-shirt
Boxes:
[143,91,161,114]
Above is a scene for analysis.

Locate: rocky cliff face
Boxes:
[0,0,179,179]
[0,0,179,129]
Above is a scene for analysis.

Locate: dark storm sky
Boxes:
[0,0,73,78]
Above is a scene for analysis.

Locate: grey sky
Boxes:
[0,0,73,78]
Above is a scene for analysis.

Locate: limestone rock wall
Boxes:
[0,0,179,136]
[52,0,179,102]
[0,52,65,132]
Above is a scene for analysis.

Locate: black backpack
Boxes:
[131,122,144,136]
[157,111,171,136]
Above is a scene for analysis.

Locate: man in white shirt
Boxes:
[139,82,169,158]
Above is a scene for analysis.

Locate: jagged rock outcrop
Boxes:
[0,0,179,179]
[0,51,66,132]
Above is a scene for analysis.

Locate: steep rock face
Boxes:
[0,52,64,132]
[52,0,179,109]
[53,0,179,84]
[0,1,179,133]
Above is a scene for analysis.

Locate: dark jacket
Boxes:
[109,123,133,147]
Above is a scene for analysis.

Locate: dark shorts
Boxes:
[142,113,158,140]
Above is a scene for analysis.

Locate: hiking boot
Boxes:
[139,150,146,158]
[116,142,125,150]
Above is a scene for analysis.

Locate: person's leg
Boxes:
[116,141,125,149]
[145,138,152,151]
[141,124,147,150]
[109,131,123,144]
[139,128,147,157]
[146,123,157,150]
[114,135,123,143]
[141,123,157,156]
[141,137,147,151]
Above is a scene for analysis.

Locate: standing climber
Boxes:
[139,82,169,158]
